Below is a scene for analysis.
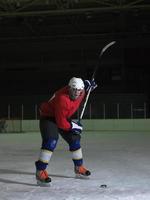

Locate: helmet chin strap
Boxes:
[70,95,76,100]
[69,87,80,100]
[69,91,77,100]
[68,87,74,100]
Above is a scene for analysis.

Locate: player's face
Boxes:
[69,88,83,100]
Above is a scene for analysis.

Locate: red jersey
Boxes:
[40,86,85,131]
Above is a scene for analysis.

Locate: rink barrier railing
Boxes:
[0,102,149,120]
[1,119,150,133]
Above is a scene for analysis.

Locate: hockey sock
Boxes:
[36,138,58,170]
[72,148,83,166]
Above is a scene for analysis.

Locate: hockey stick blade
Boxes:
[79,41,116,120]
[100,41,116,58]
[92,41,116,80]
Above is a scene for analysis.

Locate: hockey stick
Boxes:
[79,41,116,121]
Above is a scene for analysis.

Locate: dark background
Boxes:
[0,0,150,118]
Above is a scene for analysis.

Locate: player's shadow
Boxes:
[0,168,75,186]
[0,168,34,175]
[0,178,37,186]
[0,169,36,186]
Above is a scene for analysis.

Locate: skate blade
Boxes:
[37,180,51,187]
[75,174,90,179]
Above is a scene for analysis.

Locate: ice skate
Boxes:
[74,165,91,179]
[36,169,51,187]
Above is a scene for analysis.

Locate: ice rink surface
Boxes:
[0,131,150,200]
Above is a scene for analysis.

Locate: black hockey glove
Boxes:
[70,121,83,135]
[84,79,97,92]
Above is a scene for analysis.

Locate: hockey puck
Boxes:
[100,184,107,188]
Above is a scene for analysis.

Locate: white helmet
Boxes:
[68,77,84,90]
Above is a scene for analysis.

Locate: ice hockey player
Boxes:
[35,77,97,186]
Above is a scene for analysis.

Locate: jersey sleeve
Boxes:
[54,95,71,131]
